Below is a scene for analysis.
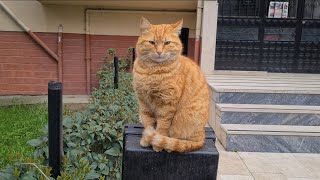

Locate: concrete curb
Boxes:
[0,95,90,106]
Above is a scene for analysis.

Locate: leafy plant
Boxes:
[0,48,139,179]
[0,156,103,180]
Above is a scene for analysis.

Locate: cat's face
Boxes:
[136,18,183,63]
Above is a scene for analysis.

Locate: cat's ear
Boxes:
[140,17,152,33]
[172,19,183,35]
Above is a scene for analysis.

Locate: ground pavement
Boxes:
[215,140,320,180]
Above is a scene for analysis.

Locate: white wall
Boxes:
[89,10,196,37]
[0,1,196,37]
[201,0,218,74]
[0,0,46,31]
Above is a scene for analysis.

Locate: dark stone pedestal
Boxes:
[122,124,219,180]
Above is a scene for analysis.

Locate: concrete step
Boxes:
[207,74,320,105]
[216,104,320,126]
[218,124,320,153]
[211,90,320,105]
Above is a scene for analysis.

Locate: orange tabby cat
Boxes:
[133,17,209,153]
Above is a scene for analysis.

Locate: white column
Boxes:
[200,0,218,75]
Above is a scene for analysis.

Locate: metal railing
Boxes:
[215,0,320,73]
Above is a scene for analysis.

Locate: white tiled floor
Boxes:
[216,141,320,180]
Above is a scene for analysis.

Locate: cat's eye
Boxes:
[149,41,155,45]
[164,41,171,45]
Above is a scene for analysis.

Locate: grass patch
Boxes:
[0,104,47,168]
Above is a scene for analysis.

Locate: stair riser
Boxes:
[223,134,320,153]
[218,112,320,126]
[213,92,320,105]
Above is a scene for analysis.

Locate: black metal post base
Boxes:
[122,124,219,180]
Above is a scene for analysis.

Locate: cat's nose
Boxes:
[156,51,162,56]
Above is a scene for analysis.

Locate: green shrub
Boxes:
[0,48,139,179]
[0,156,102,180]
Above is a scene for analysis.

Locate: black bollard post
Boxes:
[114,56,119,89]
[179,28,189,56]
[132,48,136,63]
[48,81,63,178]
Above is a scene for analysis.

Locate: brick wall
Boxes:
[0,32,88,95]
[62,33,86,95]
[0,32,58,95]
[0,31,196,95]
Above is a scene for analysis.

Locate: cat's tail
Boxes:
[143,127,205,153]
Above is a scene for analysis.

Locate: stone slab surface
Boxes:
[215,92,320,105]
[219,112,320,126]
[226,134,320,153]
[216,141,320,180]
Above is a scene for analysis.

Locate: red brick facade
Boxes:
[0,31,196,95]
[0,32,58,95]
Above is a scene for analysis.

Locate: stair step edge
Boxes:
[216,103,320,114]
[221,124,320,136]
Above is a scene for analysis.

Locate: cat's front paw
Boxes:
[140,137,151,147]
[152,145,163,152]
[164,148,172,153]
